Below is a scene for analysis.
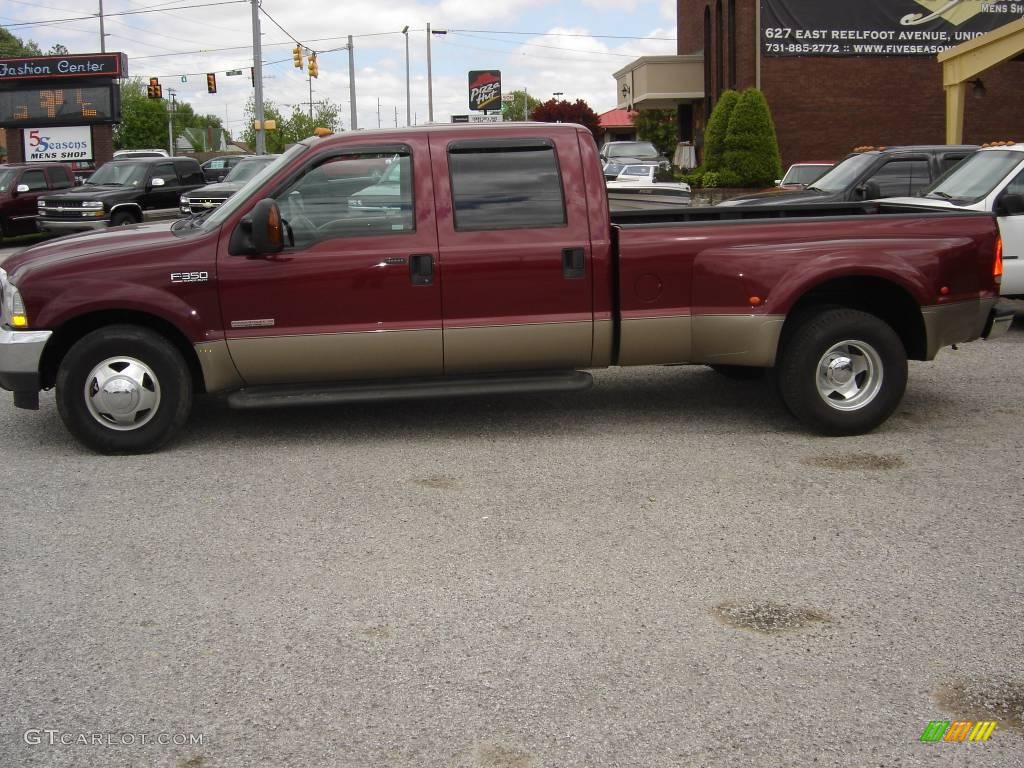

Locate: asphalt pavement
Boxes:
[0,319,1022,767]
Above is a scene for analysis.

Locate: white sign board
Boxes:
[468,114,503,123]
[22,126,93,162]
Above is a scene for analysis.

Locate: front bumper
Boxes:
[39,218,107,232]
[0,328,52,408]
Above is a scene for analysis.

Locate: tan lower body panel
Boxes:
[193,339,245,393]
[691,314,785,367]
[592,319,614,369]
[618,314,784,367]
[921,298,994,360]
[618,315,692,366]
[444,321,593,375]
[226,329,443,386]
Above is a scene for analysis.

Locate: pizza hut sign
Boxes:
[468,70,501,111]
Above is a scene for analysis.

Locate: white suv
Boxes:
[112,149,170,159]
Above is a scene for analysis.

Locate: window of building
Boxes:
[715,0,724,101]
[703,6,712,119]
[448,142,566,231]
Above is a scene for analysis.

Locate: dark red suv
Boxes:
[0,163,75,238]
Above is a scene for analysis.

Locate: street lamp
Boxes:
[553,92,564,99]
[402,26,411,127]
[427,23,447,123]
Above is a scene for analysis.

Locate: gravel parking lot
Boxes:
[1,317,1022,767]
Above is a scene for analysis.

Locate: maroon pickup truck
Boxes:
[0,123,1013,453]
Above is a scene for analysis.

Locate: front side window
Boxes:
[448,143,566,231]
[152,163,178,184]
[88,162,148,187]
[925,150,1024,203]
[866,159,927,197]
[274,149,414,247]
[22,170,47,191]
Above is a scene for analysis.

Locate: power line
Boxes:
[258,2,302,47]
[3,0,248,28]
[447,30,659,59]
[448,28,676,41]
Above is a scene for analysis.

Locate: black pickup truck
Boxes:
[37,156,205,231]
[720,145,977,207]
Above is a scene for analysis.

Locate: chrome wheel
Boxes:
[815,340,882,411]
[84,356,162,430]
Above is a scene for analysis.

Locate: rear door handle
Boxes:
[562,247,585,279]
[410,253,434,286]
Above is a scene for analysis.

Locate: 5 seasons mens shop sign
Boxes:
[762,0,1024,56]
[23,126,92,162]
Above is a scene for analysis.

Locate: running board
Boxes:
[226,370,594,410]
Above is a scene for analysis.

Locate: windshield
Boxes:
[607,142,659,160]
[0,169,16,193]
[783,164,831,186]
[87,161,149,187]
[922,150,1023,202]
[193,144,308,232]
[805,153,877,192]
[223,156,277,183]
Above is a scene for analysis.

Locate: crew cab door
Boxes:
[145,161,180,210]
[217,138,443,385]
[428,133,594,374]
[10,168,49,233]
[996,165,1024,295]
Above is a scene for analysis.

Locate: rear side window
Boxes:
[448,142,566,231]
[50,166,73,189]
[176,161,204,185]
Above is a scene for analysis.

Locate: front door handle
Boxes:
[410,253,434,286]
[562,247,585,279]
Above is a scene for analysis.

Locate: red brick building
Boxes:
[616,1,1024,167]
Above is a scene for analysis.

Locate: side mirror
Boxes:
[14,183,29,194]
[150,177,166,187]
[774,179,782,186]
[855,180,882,201]
[249,198,285,254]
[995,193,1024,217]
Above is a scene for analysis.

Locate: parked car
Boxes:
[0,123,1010,453]
[600,141,671,180]
[606,164,691,209]
[180,154,279,216]
[37,156,206,232]
[720,145,977,206]
[113,149,170,159]
[69,160,96,185]
[201,155,253,183]
[776,161,832,189]
[883,142,1024,298]
[0,162,75,237]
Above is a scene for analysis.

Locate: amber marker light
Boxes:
[749,296,762,306]
[994,237,1003,283]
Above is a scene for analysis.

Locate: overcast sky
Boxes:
[4,0,678,136]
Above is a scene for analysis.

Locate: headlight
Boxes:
[82,201,104,209]
[1,270,29,329]
[38,200,46,208]
[180,194,188,203]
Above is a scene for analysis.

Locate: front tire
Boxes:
[776,308,907,436]
[110,210,137,227]
[56,325,192,454]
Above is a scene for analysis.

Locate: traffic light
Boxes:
[308,54,318,79]
[206,73,217,93]
[147,77,162,99]
[292,46,303,69]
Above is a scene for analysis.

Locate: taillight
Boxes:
[994,236,1003,283]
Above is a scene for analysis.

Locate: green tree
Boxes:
[284,101,340,143]
[632,109,677,160]
[242,97,288,152]
[702,89,739,172]
[530,98,601,139]
[0,27,42,57]
[114,78,172,150]
[47,43,70,55]
[722,88,783,187]
[501,89,541,122]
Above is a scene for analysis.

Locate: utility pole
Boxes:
[426,23,433,123]
[98,0,106,53]
[347,35,357,131]
[376,97,381,129]
[402,26,411,127]
[167,89,176,155]
[308,57,313,121]
[394,105,398,128]
[251,0,266,154]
